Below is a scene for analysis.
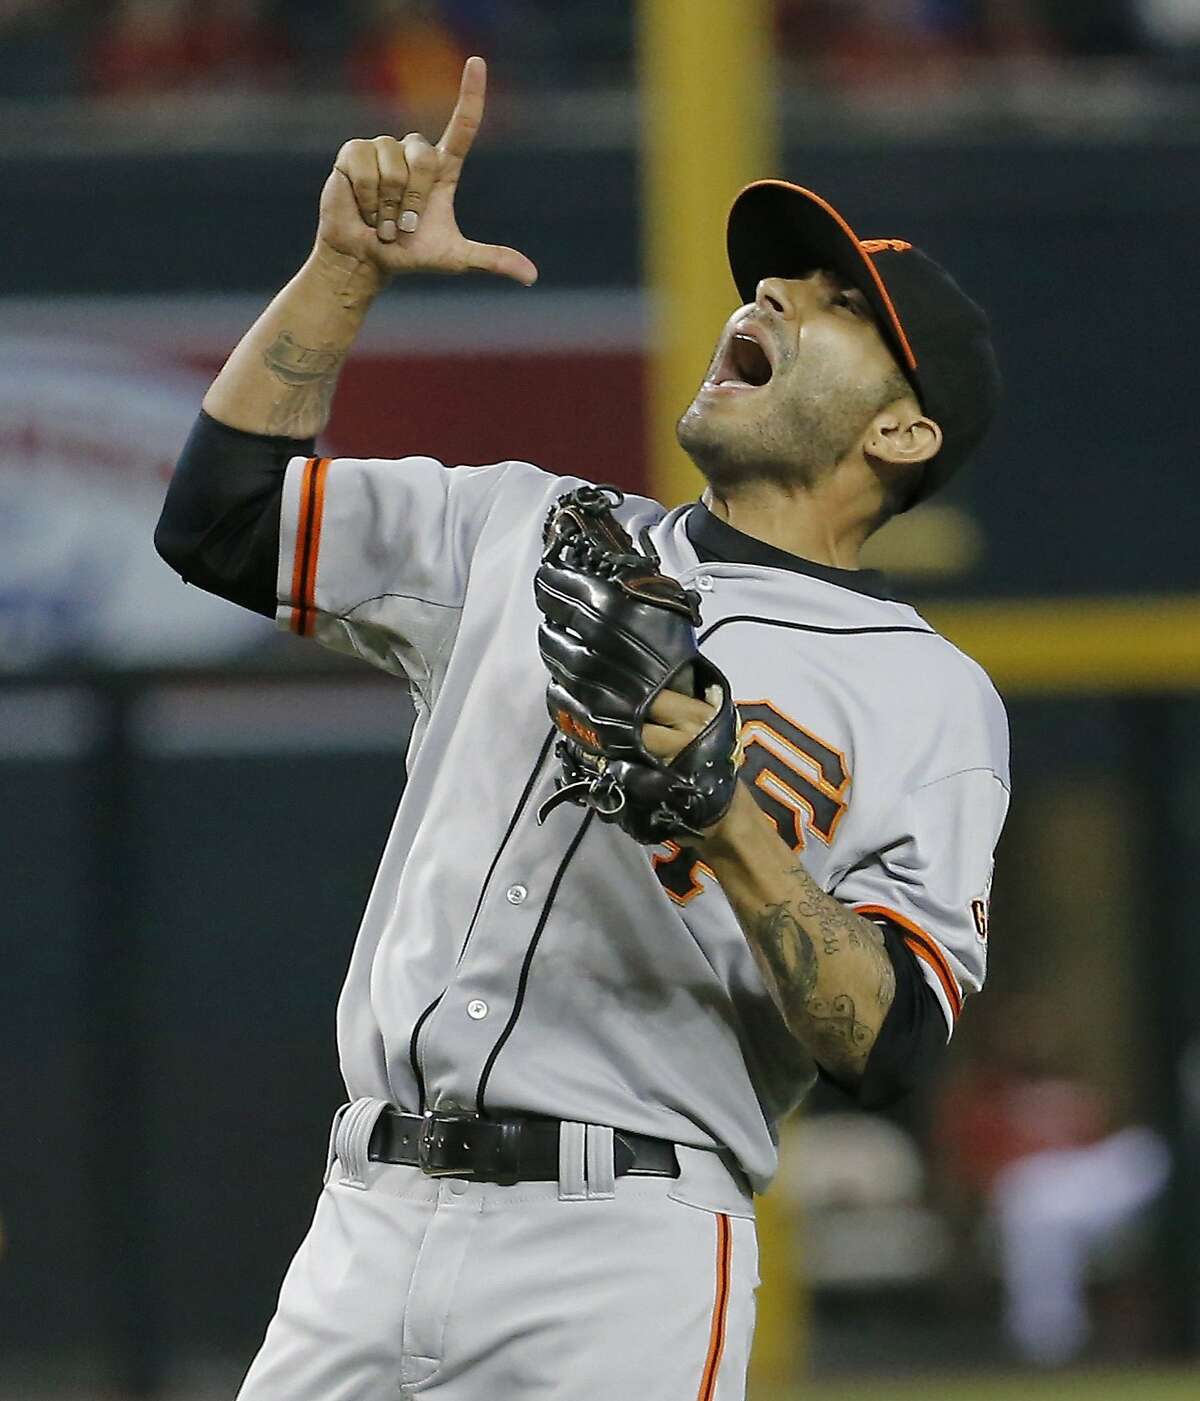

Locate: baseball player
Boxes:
[155,56,1007,1401]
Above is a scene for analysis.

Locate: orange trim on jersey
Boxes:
[854,903,964,1021]
[288,456,316,632]
[289,456,330,637]
[735,701,852,851]
[307,457,329,628]
[652,842,714,907]
[697,1213,732,1401]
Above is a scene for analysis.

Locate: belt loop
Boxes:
[558,1121,588,1201]
[333,1097,390,1189]
[585,1124,616,1200]
[325,1102,351,1181]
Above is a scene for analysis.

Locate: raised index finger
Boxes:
[437,55,486,180]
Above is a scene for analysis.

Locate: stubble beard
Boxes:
[677,364,910,495]
[677,388,865,495]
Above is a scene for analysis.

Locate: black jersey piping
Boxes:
[698,616,936,643]
[407,726,557,1112]
[474,809,594,1116]
[455,726,558,968]
[407,995,445,1114]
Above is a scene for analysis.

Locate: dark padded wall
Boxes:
[0,681,412,1384]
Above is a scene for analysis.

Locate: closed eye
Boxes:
[831,288,864,316]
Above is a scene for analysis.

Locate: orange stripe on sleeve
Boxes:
[854,903,964,1020]
[304,457,330,633]
[289,457,330,637]
[697,1213,732,1401]
[289,457,318,635]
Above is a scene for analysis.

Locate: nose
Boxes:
[754,275,819,320]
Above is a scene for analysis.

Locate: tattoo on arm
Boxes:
[806,994,873,1060]
[873,928,897,1010]
[746,901,819,1021]
[261,331,345,437]
[743,868,899,1079]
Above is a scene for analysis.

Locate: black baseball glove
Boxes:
[533,484,742,844]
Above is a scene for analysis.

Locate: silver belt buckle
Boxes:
[417,1110,473,1177]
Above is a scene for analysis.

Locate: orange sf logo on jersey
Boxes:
[654,700,850,906]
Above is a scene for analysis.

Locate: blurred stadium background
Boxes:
[3,1,1200,1398]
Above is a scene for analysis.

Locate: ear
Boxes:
[863,401,943,469]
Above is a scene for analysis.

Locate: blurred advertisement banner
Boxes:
[0,337,272,669]
[0,292,646,672]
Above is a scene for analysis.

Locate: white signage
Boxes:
[0,337,277,669]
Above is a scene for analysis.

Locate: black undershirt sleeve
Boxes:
[819,920,949,1109]
[154,410,312,618]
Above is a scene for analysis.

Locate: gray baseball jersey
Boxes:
[276,452,1009,1192]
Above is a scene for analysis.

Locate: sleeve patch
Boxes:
[970,863,994,944]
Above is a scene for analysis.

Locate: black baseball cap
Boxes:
[727,179,1001,505]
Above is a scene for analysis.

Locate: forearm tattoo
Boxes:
[261,331,345,437]
[743,867,896,1079]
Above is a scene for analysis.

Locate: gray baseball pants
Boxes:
[235,1098,758,1401]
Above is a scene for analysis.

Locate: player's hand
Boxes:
[642,686,748,844]
[642,688,721,764]
[316,56,538,286]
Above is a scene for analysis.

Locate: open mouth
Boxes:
[706,325,775,391]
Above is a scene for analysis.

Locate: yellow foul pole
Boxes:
[637,0,778,507]
[636,4,801,1395]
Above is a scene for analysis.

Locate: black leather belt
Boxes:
[369,1107,680,1186]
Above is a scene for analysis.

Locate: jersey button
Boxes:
[466,999,489,1020]
[696,574,714,591]
[505,884,528,905]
